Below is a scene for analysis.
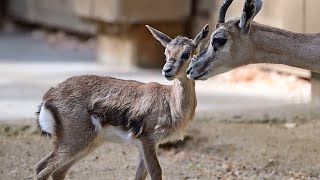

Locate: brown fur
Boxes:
[34,24,209,180]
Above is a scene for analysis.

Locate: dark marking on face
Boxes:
[213,38,227,46]
[211,31,228,51]
[198,47,208,58]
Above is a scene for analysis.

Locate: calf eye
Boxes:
[212,38,227,46]
[181,52,190,59]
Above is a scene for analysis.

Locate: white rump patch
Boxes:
[38,103,55,134]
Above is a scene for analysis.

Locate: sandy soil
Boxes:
[1,119,320,180]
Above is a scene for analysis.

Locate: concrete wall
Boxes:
[189,0,212,37]
[72,0,191,23]
[97,22,186,68]
[6,0,192,68]
[306,0,320,33]
[7,0,96,34]
[72,0,192,68]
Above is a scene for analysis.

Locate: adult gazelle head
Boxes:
[146,24,209,80]
[187,0,263,80]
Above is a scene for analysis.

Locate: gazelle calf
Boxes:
[187,0,320,80]
[34,24,209,180]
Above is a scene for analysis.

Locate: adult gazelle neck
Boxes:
[252,23,320,73]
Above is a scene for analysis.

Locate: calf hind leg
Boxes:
[35,129,100,179]
[34,151,53,175]
[51,143,100,180]
[34,149,80,180]
[51,155,83,180]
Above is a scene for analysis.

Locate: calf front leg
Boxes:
[135,152,148,180]
[139,138,162,180]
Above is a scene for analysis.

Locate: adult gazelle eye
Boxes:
[181,52,190,59]
[212,37,227,46]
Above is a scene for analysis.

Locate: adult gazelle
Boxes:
[187,0,320,80]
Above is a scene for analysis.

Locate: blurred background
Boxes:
[1,0,320,179]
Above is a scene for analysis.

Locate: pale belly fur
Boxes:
[91,115,186,145]
[90,115,132,143]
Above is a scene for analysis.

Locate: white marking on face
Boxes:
[38,102,55,134]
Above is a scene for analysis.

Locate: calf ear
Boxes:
[193,24,210,49]
[239,0,263,34]
[146,25,172,47]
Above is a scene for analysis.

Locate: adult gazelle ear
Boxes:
[193,24,210,52]
[239,0,263,34]
[146,25,172,47]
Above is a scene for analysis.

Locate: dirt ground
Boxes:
[1,118,320,180]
